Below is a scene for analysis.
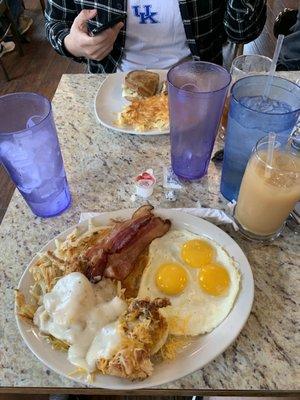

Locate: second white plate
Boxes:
[94,70,169,136]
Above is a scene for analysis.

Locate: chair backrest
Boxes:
[0,1,9,42]
[40,0,46,12]
[0,1,8,17]
[223,42,244,71]
[0,1,24,56]
[234,43,244,59]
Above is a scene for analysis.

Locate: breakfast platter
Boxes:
[94,70,169,135]
[16,207,254,390]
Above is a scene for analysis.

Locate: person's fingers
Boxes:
[88,23,122,46]
[89,49,110,61]
[88,32,109,45]
[74,9,97,32]
[111,21,124,38]
[89,43,113,60]
[72,15,121,60]
[76,9,97,24]
[90,39,114,59]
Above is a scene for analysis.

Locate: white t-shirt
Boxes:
[119,0,191,71]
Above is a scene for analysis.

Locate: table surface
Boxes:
[0,72,299,394]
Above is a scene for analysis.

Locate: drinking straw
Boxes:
[264,132,276,178]
[263,34,284,99]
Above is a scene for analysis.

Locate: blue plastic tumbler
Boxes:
[220,75,300,202]
[0,92,71,217]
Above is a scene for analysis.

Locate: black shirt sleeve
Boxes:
[45,0,86,63]
[224,0,267,44]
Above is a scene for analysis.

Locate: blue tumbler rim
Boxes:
[0,92,52,136]
[230,75,300,116]
[167,61,231,94]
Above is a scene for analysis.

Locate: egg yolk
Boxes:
[198,263,230,296]
[181,239,214,268]
[156,263,188,295]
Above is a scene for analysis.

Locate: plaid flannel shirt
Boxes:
[45,0,266,73]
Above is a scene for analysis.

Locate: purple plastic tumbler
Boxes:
[167,61,231,179]
[0,92,71,217]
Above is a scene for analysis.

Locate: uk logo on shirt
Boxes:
[132,5,159,24]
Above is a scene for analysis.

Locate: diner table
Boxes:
[0,71,299,397]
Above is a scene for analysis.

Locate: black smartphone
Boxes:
[89,15,126,36]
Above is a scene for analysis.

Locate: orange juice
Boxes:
[221,96,230,132]
[235,149,300,237]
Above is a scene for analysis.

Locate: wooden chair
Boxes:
[233,43,244,59]
[223,42,244,71]
[0,0,24,81]
[40,0,46,12]
[22,1,45,12]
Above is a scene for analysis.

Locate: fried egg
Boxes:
[138,230,240,336]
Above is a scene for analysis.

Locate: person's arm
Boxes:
[224,0,267,44]
[45,0,81,60]
[45,1,123,62]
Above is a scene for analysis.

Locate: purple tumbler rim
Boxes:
[0,92,52,135]
[230,75,300,116]
[167,61,231,94]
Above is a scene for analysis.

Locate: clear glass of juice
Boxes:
[234,134,300,241]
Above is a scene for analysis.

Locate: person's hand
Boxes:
[64,9,123,60]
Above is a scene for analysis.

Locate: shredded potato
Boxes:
[166,315,191,336]
[15,290,37,321]
[68,367,95,383]
[97,358,110,374]
[117,93,169,132]
[29,226,111,297]
[15,223,113,321]
[45,334,70,351]
[160,336,190,361]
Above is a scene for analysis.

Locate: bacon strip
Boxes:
[107,213,152,253]
[104,216,171,280]
[84,206,170,282]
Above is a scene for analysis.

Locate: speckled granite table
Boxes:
[0,72,299,395]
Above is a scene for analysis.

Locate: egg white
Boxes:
[138,230,240,336]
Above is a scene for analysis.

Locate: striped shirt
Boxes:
[45,0,266,73]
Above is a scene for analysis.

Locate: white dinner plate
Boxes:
[16,209,254,389]
[94,70,169,135]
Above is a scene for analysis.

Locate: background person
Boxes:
[0,0,33,38]
[0,0,32,59]
[276,6,300,71]
[45,0,267,73]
